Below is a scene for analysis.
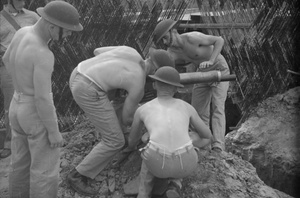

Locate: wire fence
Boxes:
[0,0,299,130]
[0,0,191,131]
[179,0,299,123]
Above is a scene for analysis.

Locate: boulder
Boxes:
[225,87,300,197]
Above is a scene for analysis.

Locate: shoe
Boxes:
[165,181,181,198]
[0,148,11,159]
[212,147,222,153]
[67,169,98,196]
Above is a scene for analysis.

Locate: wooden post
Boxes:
[178,23,251,29]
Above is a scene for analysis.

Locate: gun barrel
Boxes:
[180,71,236,85]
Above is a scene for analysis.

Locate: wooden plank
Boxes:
[178,23,251,29]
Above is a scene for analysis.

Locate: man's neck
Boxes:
[156,91,175,98]
[33,20,52,46]
[169,33,184,49]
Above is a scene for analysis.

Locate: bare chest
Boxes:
[169,43,213,64]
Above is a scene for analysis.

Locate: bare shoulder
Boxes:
[116,46,141,58]
[182,32,207,44]
[176,98,195,112]
[28,40,54,68]
[138,99,156,113]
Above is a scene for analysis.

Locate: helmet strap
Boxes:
[168,30,173,46]
[58,27,64,44]
[164,30,173,48]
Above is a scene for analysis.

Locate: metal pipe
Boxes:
[179,70,236,85]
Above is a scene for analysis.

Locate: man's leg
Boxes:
[29,124,60,198]
[191,83,212,127]
[211,81,229,151]
[137,160,155,198]
[74,90,125,178]
[68,73,125,195]
[9,96,60,198]
[8,98,30,198]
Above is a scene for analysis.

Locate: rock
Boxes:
[179,149,293,198]
[226,87,300,197]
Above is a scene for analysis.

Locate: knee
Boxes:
[109,135,125,149]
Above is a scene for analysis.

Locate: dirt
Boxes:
[0,87,297,198]
[0,148,9,198]
[225,86,300,197]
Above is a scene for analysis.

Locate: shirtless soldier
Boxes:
[67,46,175,196]
[124,66,212,198]
[153,19,230,153]
[0,0,40,159]
[2,1,83,197]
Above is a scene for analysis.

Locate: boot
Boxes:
[165,180,181,198]
[67,168,98,196]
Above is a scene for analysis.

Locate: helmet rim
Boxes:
[153,19,177,43]
[37,5,83,31]
[149,66,184,88]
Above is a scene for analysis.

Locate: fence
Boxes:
[0,0,192,131]
[1,0,299,130]
[178,0,299,123]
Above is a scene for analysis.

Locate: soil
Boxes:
[0,87,297,198]
[225,86,300,197]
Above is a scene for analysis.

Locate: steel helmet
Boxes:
[37,1,83,31]
[153,19,177,43]
[149,48,175,68]
[149,66,184,88]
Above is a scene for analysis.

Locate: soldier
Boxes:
[0,0,39,159]
[153,19,230,153]
[2,1,83,197]
[67,46,175,196]
[124,66,212,198]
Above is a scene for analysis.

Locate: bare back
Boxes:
[78,46,146,125]
[139,98,193,150]
[79,46,145,93]
[3,25,54,96]
[2,22,63,145]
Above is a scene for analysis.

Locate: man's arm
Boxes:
[33,50,63,148]
[126,107,144,151]
[189,105,212,148]
[189,32,224,68]
[121,85,144,126]
[93,46,118,56]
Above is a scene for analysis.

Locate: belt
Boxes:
[76,71,104,92]
[144,142,194,156]
[13,92,35,102]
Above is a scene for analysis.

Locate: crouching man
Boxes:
[123,66,212,198]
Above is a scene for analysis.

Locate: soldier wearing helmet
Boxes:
[66,46,175,196]
[153,19,231,154]
[2,1,83,197]
[0,0,39,159]
[123,66,212,198]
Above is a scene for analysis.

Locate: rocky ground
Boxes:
[0,87,298,198]
[226,86,300,197]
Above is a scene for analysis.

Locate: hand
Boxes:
[122,146,136,153]
[48,132,64,148]
[199,61,213,69]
